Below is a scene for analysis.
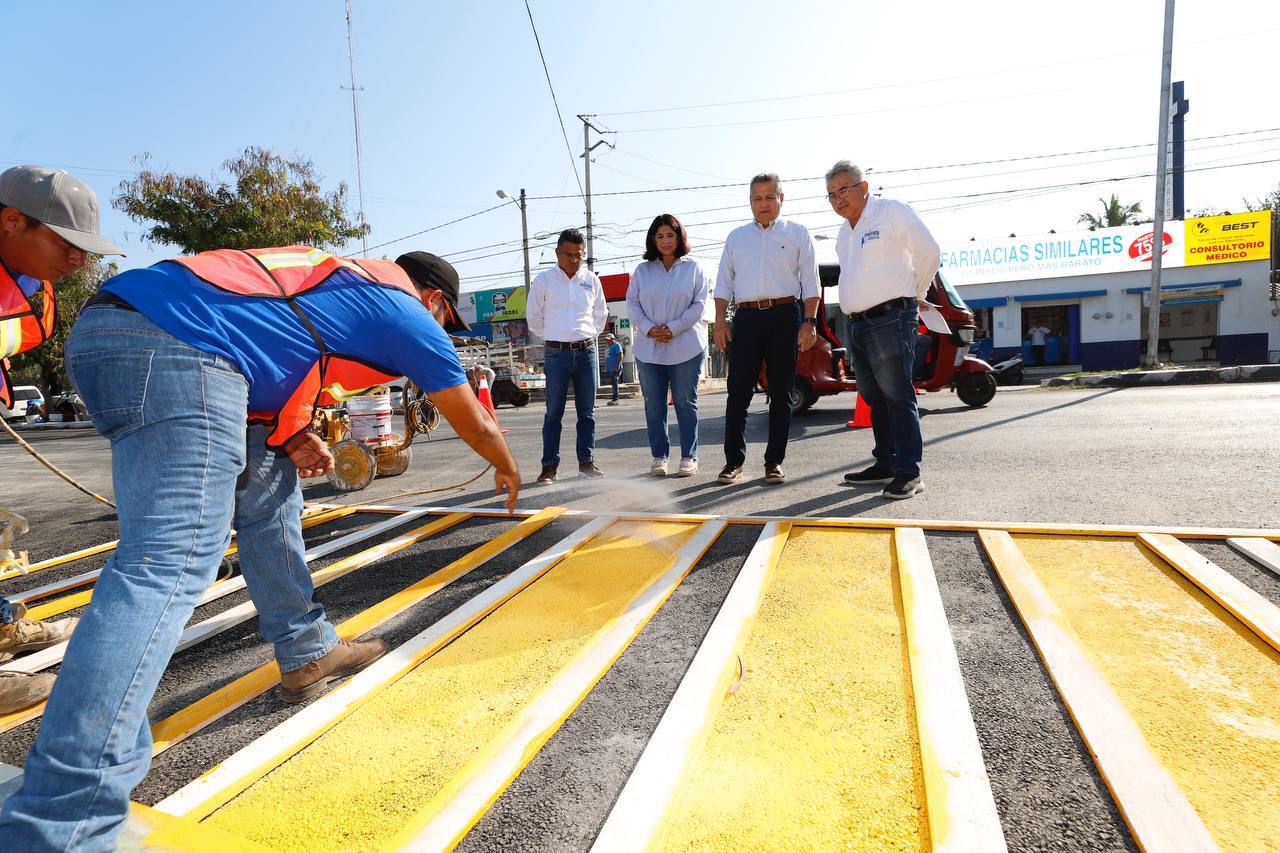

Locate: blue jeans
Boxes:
[848,304,923,479]
[541,346,598,467]
[636,353,702,461]
[0,306,338,851]
[0,599,14,624]
[608,367,620,401]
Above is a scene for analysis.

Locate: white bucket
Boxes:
[348,391,393,447]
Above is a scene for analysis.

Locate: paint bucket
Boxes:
[348,390,394,447]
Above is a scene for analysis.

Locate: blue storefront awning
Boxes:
[1162,296,1224,306]
[1123,278,1242,294]
[964,296,1008,309]
[1013,289,1108,303]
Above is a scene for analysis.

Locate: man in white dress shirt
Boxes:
[826,160,941,500]
[526,228,609,483]
[713,173,820,486]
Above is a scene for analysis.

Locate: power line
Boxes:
[363,201,513,253]
[523,0,583,200]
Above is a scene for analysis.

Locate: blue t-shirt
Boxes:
[102,261,467,413]
[604,341,623,372]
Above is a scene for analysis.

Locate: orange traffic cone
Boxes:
[847,392,872,429]
[476,375,508,435]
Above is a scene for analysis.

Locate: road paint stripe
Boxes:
[0,510,458,734]
[895,527,1006,852]
[1226,536,1280,578]
[1140,533,1280,655]
[11,505,366,618]
[591,521,790,853]
[393,518,727,852]
[2,509,432,677]
[0,505,353,586]
[978,530,1217,852]
[335,504,1280,541]
[147,509,493,754]
[651,527,929,850]
[156,510,600,823]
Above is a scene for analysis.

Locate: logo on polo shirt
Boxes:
[860,230,881,246]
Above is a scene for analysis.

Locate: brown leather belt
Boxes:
[736,296,796,310]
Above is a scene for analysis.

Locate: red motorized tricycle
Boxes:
[763,264,997,412]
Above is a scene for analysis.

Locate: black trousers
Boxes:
[723,302,799,467]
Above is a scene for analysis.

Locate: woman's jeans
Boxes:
[0,306,339,851]
[636,352,703,461]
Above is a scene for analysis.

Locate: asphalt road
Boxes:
[4,382,1278,546]
[1,382,1277,850]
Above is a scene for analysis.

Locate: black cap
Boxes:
[394,251,471,333]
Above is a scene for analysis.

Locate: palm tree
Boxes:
[1077,194,1143,229]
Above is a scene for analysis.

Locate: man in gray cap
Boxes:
[0,165,123,715]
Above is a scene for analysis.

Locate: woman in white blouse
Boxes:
[625,214,710,477]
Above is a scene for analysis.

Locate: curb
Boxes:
[1041,364,1280,388]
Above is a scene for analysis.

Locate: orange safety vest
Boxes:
[173,246,421,448]
[0,263,56,409]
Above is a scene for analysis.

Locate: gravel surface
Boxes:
[1188,539,1280,606]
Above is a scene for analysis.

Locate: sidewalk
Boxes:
[1042,363,1280,388]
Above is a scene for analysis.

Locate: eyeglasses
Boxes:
[826,185,862,203]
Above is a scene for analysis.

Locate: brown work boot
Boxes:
[0,611,79,657]
[0,671,55,714]
[578,461,605,478]
[536,464,558,484]
[278,637,389,704]
[764,463,785,485]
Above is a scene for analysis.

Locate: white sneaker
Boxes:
[649,457,668,476]
[676,457,698,477]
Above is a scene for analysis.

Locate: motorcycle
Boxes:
[989,353,1025,387]
[764,266,997,411]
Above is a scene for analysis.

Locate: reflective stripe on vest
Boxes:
[0,264,55,409]
[173,247,416,447]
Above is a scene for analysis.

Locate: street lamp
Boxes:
[496,189,531,289]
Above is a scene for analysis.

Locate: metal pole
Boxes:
[582,119,595,271]
[519,188,531,289]
[343,0,369,257]
[1145,0,1176,367]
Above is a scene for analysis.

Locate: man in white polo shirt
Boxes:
[713,173,819,486]
[526,228,609,483]
[826,160,940,500]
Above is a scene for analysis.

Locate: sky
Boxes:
[7,1,1280,292]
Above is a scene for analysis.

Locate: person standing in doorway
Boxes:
[526,228,609,483]
[1028,323,1051,365]
[713,174,820,486]
[626,214,710,477]
[604,333,623,405]
[827,160,940,500]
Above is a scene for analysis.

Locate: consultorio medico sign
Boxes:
[940,211,1271,286]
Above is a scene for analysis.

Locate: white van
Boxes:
[2,385,43,421]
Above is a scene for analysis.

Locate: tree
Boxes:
[1077,194,1144,229]
[113,146,369,254]
[10,257,118,395]
[1245,182,1280,217]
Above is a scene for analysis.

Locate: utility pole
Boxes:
[343,0,369,257]
[1145,0,1175,367]
[1171,80,1190,219]
[577,115,613,271]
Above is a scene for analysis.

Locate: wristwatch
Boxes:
[802,317,818,327]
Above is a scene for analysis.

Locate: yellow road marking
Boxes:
[895,527,1005,852]
[980,531,1219,850]
[592,522,791,853]
[154,512,603,825]
[396,518,726,851]
[1140,533,1280,654]
[202,519,698,851]
[148,510,491,753]
[654,527,929,851]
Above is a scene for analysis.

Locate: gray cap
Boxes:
[0,165,124,256]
